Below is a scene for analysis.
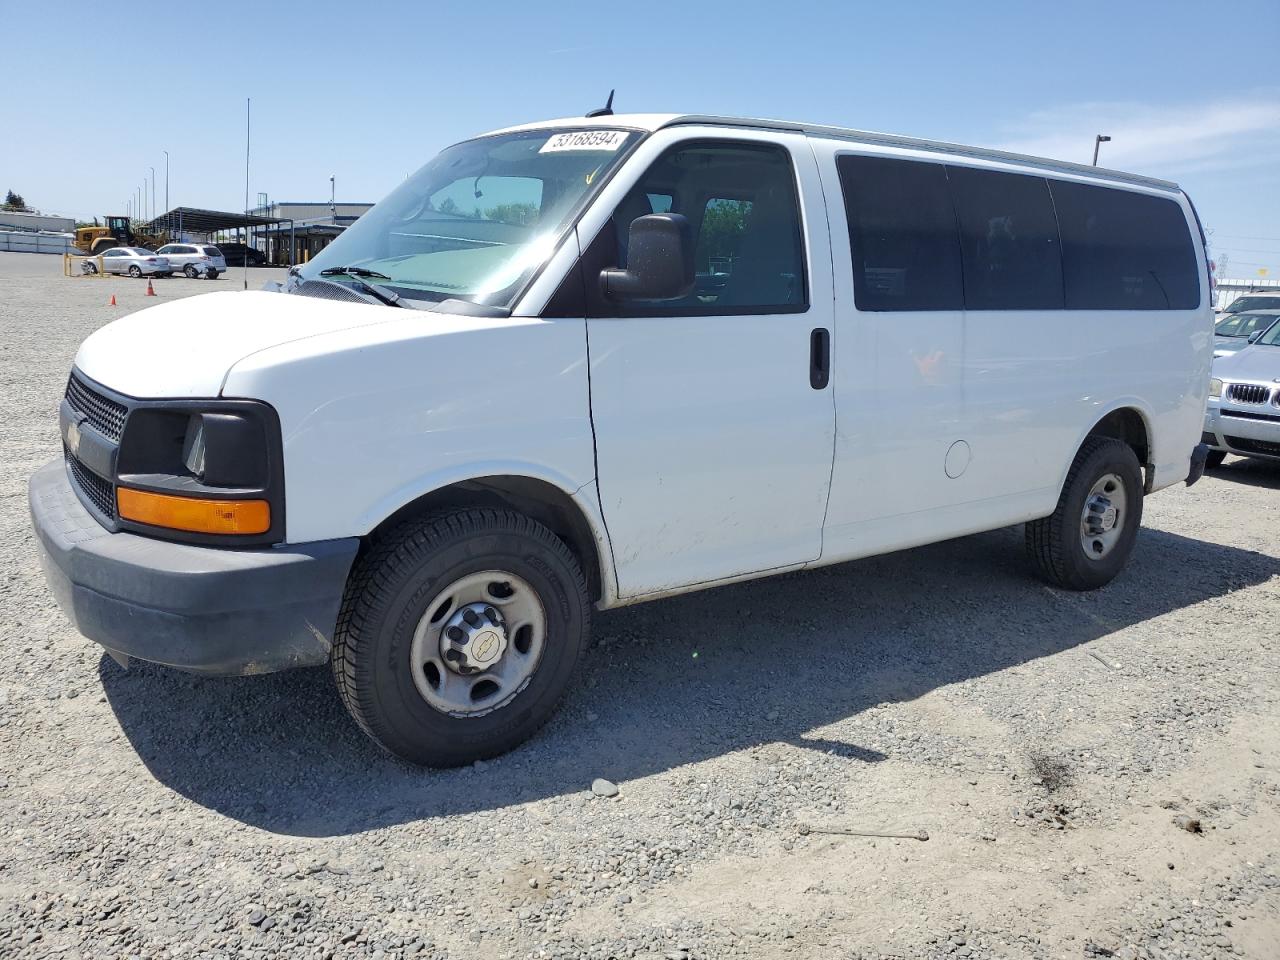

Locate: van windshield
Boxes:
[298,128,638,308]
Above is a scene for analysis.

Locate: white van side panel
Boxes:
[221,313,605,552]
[810,139,1211,565]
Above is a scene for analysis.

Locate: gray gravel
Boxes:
[1,250,1278,959]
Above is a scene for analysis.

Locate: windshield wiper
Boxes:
[320,265,393,280]
[317,267,408,308]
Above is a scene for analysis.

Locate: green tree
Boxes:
[3,190,28,211]
[698,199,752,271]
[483,202,539,226]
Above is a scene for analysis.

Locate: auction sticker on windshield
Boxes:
[539,130,627,153]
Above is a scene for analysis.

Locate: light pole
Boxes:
[150,166,155,221]
[1092,134,1111,166]
[330,175,336,222]
[163,150,169,214]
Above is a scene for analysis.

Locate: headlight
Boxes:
[1209,378,1223,398]
[115,402,282,543]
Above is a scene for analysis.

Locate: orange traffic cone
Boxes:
[109,294,117,306]
[145,280,157,297]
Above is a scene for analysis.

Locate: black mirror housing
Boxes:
[600,213,695,301]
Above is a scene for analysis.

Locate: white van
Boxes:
[30,113,1213,766]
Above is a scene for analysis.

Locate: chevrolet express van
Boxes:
[30,113,1213,766]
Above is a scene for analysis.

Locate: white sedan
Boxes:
[92,247,172,278]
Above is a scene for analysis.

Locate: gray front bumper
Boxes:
[1203,405,1280,460]
[28,460,359,676]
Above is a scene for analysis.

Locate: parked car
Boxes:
[217,242,267,267]
[91,247,171,278]
[156,243,226,279]
[1213,309,1280,357]
[1219,290,1280,315]
[31,113,1213,767]
[1204,320,1280,467]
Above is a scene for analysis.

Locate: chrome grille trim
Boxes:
[1226,383,1272,405]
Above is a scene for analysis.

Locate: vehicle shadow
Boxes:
[1208,456,1280,490]
[100,524,1280,838]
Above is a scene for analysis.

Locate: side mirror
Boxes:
[600,213,695,301]
[1248,331,1263,343]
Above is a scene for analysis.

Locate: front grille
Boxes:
[1226,383,1272,405]
[66,450,116,518]
[1225,436,1280,457]
[66,374,127,440]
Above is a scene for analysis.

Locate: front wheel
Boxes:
[1026,436,1144,591]
[331,509,591,766]
[1206,450,1227,469]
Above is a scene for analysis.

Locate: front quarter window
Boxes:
[300,128,639,308]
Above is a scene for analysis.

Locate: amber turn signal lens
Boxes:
[117,488,270,535]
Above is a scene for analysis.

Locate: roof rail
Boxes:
[661,115,1180,192]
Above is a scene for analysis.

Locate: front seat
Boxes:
[717,189,803,308]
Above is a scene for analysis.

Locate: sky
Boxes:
[6,0,1279,279]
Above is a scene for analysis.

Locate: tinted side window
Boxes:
[838,155,963,311]
[606,141,806,315]
[1050,181,1199,309]
[947,166,1063,310]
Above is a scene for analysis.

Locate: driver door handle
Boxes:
[810,328,830,390]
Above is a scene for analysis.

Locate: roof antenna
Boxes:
[586,89,615,118]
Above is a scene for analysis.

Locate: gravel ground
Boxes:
[1,250,1278,960]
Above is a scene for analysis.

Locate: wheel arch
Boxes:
[1067,403,1155,494]
[364,474,614,605]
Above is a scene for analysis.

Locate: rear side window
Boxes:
[947,166,1063,310]
[202,246,222,256]
[838,154,963,311]
[1050,181,1199,309]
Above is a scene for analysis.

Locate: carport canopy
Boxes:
[143,207,286,236]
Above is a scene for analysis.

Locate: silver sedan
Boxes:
[1204,320,1280,467]
[90,247,173,278]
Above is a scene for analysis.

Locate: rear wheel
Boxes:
[1206,450,1227,469]
[1026,436,1144,591]
[127,265,142,278]
[331,508,591,767]
[206,269,219,280]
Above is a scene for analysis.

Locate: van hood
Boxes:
[74,290,395,398]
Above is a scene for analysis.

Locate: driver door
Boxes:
[579,131,836,599]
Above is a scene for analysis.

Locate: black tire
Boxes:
[331,508,591,766]
[1205,450,1227,469]
[206,269,219,280]
[1026,436,1144,591]
[184,265,199,279]
[127,265,142,278]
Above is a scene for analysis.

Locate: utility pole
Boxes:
[330,175,336,222]
[163,150,169,215]
[244,97,251,291]
[1092,134,1111,166]
[150,167,155,222]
